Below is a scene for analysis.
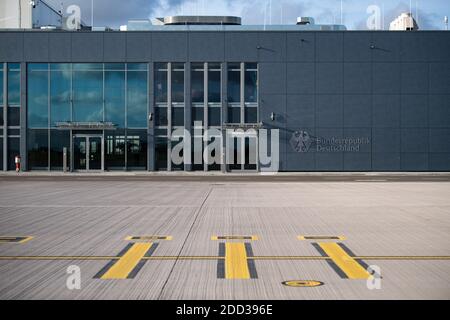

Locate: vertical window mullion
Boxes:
[240,62,245,125]
[167,62,172,171]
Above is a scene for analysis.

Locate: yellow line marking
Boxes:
[225,243,250,279]
[101,243,152,279]
[125,236,172,241]
[0,255,449,261]
[319,243,370,279]
[212,235,258,241]
[298,235,345,241]
[0,236,33,243]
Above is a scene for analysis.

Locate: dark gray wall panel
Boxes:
[401,63,429,94]
[189,32,224,61]
[427,32,450,62]
[401,153,428,171]
[71,33,103,62]
[372,32,401,62]
[316,152,343,171]
[343,153,371,171]
[316,33,343,62]
[286,32,315,62]
[48,32,71,62]
[126,33,150,61]
[429,153,450,171]
[429,63,450,94]
[400,32,428,62]
[372,153,401,171]
[344,32,371,62]
[24,33,49,61]
[344,62,371,94]
[0,33,24,61]
[286,95,315,128]
[258,32,286,62]
[152,32,187,61]
[373,128,400,153]
[429,95,450,127]
[316,63,343,94]
[225,33,258,62]
[429,128,450,152]
[401,95,428,128]
[286,62,314,94]
[260,94,286,127]
[373,62,400,94]
[103,33,126,62]
[259,63,286,94]
[316,95,343,127]
[401,128,428,152]
[343,95,371,128]
[373,95,400,127]
[286,152,315,171]
[343,128,372,153]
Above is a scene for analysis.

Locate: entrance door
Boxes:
[73,135,103,171]
[228,133,258,172]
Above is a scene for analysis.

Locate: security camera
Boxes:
[30,1,36,8]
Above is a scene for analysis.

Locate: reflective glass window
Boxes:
[105,70,125,127]
[50,129,70,170]
[208,107,221,126]
[7,108,20,126]
[28,129,48,170]
[8,63,20,105]
[105,129,125,170]
[155,137,167,170]
[28,64,49,128]
[0,137,3,170]
[8,137,20,170]
[72,67,103,122]
[127,129,147,169]
[127,70,147,128]
[227,63,240,103]
[172,106,184,127]
[0,64,3,105]
[191,63,204,103]
[50,66,71,126]
[208,63,221,103]
[244,63,258,103]
[155,106,168,126]
[155,63,168,103]
[228,106,240,124]
[171,63,184,103]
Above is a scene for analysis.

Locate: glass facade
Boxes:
[26,63,148,170]
[20,61,259,172]
[227,63,258,125]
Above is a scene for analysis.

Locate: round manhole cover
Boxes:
[282,280,324,287]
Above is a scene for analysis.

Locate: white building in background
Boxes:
[389,12,419,31]
[0,0,61,29]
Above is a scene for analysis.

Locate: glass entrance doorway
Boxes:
[228,132,258,172]
[73,135,104,171]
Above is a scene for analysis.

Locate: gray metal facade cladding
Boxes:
[0,30,449,171]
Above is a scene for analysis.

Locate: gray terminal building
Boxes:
[0,15,449,172]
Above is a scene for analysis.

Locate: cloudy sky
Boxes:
[44,0,449,30]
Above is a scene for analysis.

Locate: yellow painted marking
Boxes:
[319,243,370,279]
[0,255,449,261]
[0,236,33,243]
[125,236,172,241]
[212,235,258,241]
[282,280,323,287]
[225,243,250,279]
[101,243,152,279]
[298,235,345,241]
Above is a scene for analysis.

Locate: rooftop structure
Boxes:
[389,12,419,31]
